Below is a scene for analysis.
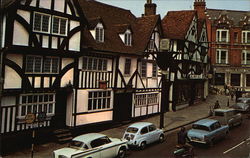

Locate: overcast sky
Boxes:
[96,0,250,17]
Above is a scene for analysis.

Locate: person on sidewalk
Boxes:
[214,100,220,109]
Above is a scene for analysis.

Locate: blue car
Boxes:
[187,119,229,146]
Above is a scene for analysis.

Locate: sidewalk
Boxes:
[3,94,234,158]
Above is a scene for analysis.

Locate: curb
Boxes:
[163,115,210,133]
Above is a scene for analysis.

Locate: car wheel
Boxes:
[140,141,146,150]
[117,147,126,158]
[159,134,165,143]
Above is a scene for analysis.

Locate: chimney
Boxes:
[194,0,206,20]
[144,0,157,16]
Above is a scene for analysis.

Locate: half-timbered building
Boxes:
[161,9,209,111]
[0,0,86,134]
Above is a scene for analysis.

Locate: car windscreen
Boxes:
[69,140,84,148]
[214,111,224,116]
[126,127,139,133]
[192,124,210,131]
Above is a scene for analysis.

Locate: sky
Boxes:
[96,0,250,17]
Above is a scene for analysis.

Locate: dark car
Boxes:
[230,102,250,113]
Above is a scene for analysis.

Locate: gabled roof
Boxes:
[162,10,196,40]
[206,9,250,27]
[88,17,105,29]
[78,0,161,55]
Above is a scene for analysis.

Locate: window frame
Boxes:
[242,31,250,44]
[25,55,43,73]
[152,62,157,78]
[134,93,159,107]
[82,57,108,72]
[216,29,229,42]
[124,58,131,75]
[95,26,104,42]
[87,90,112,112]
[52,15,68,36]
[241,50,250,65]
[141,60,147,78]
[33,12,51,34]
[124,32,132,46]
[216,49,228,64]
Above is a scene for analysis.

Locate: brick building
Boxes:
[194,0,250,90]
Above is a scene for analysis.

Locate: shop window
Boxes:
[215,73,225,85]
[88,91,111,111]
[231,74,240,86]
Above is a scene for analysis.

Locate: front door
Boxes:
[113,92,132,123]
[52,89,67,128]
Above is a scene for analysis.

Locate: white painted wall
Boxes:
[44,77,50,88]
[39,0,51,9]
[76,111,113,126]
[1,96,16,106]
[76,90,88,113]
[6,54,23,68]
[34,77,41,88]
[30,0,36,7]
[185,17,197,43]
[52,37,58,49]
[69,32,80,51]
[70,20,79,31]
[4,66,22,89]
[17,9,30,24]
[66,4,72,15]
[60,68,74,87]
[62,58,74,70]
[66,92,74,126]
[54,0,65,12]
[13,20,29,46]
[42,36,49,48]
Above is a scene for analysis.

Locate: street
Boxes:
[127,115,250,158]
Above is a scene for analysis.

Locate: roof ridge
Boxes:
[207,8,250,13]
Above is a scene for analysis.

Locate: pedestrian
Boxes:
[230,91,234,101]
[214,100,220,109]
[177,127,187,145]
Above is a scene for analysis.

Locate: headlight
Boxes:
[59,155,68,158]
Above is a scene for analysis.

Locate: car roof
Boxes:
[73,133,106,143]
[194,119,218,127]
[238,97,250,100]
[128,122,153,129]
[214,108,235,112]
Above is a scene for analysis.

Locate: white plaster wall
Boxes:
[1,96,16,106]
[76,90,88,113]
[30,0,36,7]
[69,32,80,51]
[62,58,74,70]
[155,31,160,49]
[76,111,113,126]
[54,0,65,12]
[1,15,6,47]
[13,21,29,46]
[17,9,30,24]
[148,79,157,87]
[186,17,197,43]
[42,36,49,48]
[4,66,22,89]
[61,68,74,87]
[70,20,80,31]
[90,30,95,39]
[34,77,41,88]
[66,4,72,15]
[52,37,58,49]
[66,91,74,126]
[39,0,51,9]
[173,41,177,52]
[44,77,50,88]
[119,34,125,43]
[6,54,23,68]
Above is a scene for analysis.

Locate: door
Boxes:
[52,89,67,128]
[113,92,132,122]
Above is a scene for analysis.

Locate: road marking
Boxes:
[223,137,250,154]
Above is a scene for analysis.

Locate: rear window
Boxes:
[70,140,84,148]
[192,124,210,131]
[214,111,224,116]
[126,127,139,133]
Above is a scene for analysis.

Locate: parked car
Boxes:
[231,103,250,113]
[236,97,250,105]
[53,133,128,158]
[211,108,242,128]
[123,122,164,149]
[187,119,229,146]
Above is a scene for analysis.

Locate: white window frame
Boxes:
[242,31,250,44]
[216,29,229,42]
[82,57,108,71]
[26,55,43,73]
[87,90,112,111]
[43,57,59,73]
[216,49,228,64]
[152,62,157,77]
[18,93,56,119]
[148,39,154,51]
[141,60,147,78]
[124,32,132,46]
[124,58,131,75]
[134,93,159,107]
[33,12,51,34]
[95,26,104,42]
[242,50,250,65]
[52,15,68,36]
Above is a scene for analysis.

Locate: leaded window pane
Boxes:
[53,17,59,34]
[26,56,34,72]
[52,58,59,73]
[42,15,50,32]
[60,19,67,35]
[34,13,42,31]
[34,57,42,72]
[44,58,51,73]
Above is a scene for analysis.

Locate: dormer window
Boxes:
[95,24,104,42]
[125,30,132,46]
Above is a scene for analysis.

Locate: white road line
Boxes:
[223,137,250,154]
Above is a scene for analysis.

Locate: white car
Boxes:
[123,122,165,149]
[53,133,128,158]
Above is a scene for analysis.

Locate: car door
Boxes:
[140,126,151,144]
[90,137,115,158]
[148,124,158,143]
